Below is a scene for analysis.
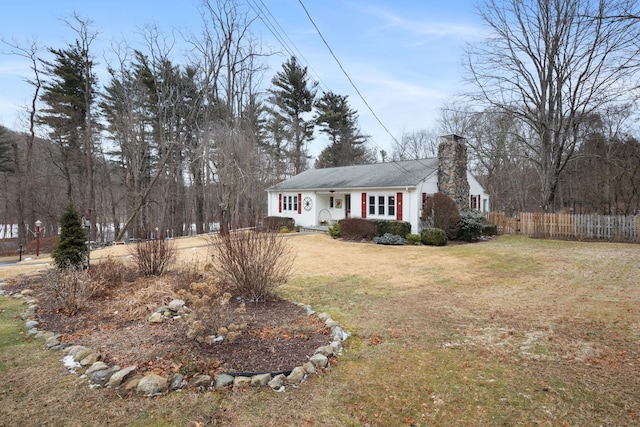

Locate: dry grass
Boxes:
[1,234,639,426]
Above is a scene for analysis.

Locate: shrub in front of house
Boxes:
[406,233,421,245]
[328,222,341,238]
[373,233,407,245]
[339,218,378,241]
[369,219,412,238]
[421,227,448,246]
[262,216,295,232]
[483,223,498,236]
[421,192,461,240]
[458,210,487,242]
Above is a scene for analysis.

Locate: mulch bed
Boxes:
[5,273,332,377]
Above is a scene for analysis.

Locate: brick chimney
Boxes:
[438,134,470,211]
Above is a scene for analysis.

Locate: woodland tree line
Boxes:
[1,0,640,248]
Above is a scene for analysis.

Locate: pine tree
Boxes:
[314,91,371,167]
[0,126,13,172]
[52,205,88,269]
[267,56,318,175]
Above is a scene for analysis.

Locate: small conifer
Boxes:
[52,205,87,269]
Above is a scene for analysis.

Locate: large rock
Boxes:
[268,374,286,390]
[169,373,186,391]
[137,374,167,396]
[286,366,306,384]
[214,373,234,389]
[86,362,109,376]
[168,299,185,312]
[233,376,251,389]
[108,366,138,388]
[90,369,114,387]
[309,353,329,368]
[251,373,271,387]
[190,374,211,390]
[314,345,334,357]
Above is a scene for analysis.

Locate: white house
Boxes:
[266,136,489,234]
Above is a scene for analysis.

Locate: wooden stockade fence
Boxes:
[486,212,640,243]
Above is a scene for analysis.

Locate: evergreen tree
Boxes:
[0,126,13,172]
[52,205,88,269]
[314,91,371,167]
[267,56,318,175]
[39,35,98,207]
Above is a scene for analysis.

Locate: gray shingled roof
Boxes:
[268,158,438,191]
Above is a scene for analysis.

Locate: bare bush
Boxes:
[88,257,130,296]
[208,231,295,301]
[45,266,99,314]
[129,238,176,276]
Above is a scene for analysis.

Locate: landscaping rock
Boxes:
[137,374,167,396]
[116,376,142,398]
[309,353,329,368]
[169,373,186,391]
[314,345,334,357]
[268,374,286,390]
[90,369,113,387]
[168,299,185,312]
[147,312,163,323]
[190,374,211,390]
[303,361,317,375]
[286,366,306,384]
[251,373,271,387]
[25,320,39,329]
[233,376,251,389]
[108,365,137,388]
[325,319,340,329]
[214,373,234,389]
[86,361,109,376]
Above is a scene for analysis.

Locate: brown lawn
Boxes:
[0,233,639,426]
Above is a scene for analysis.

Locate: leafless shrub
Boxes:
[129,238,176,276]
[208,231,295,301]
[88,257,130,296]
[45,266,99,314]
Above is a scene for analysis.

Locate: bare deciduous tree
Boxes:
[465,0,640,211]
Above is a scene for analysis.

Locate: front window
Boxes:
[367,194,396,218]
[378,196,385,215]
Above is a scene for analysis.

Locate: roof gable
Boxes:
[269,159,438,191]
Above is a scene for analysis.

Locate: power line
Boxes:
[296,0,401,150]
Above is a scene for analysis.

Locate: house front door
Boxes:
[345,194,351,217]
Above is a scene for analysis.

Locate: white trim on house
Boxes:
[266,160,489,234]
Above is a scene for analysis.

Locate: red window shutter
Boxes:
[422,192,427,207]
[396,192,403,221]
[361,193,367,218]
[298,193,302,214]
[278,194,282,213]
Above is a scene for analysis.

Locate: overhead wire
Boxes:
[249,0,430,181]
[296,0,430,180]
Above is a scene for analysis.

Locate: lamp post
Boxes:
[35,220,42,257]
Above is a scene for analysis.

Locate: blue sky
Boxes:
[0,0,485,157]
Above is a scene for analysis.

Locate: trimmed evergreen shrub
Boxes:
[339,218,378,241]
[328,222,341,238]
[421,193,461,240]
[51,205,88,270]
[262,216,295,232]
[458,210,487,242]
[406,233,421,245]
[421,227,448,246]
[373,233,407,245]
[369,219,412,238]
